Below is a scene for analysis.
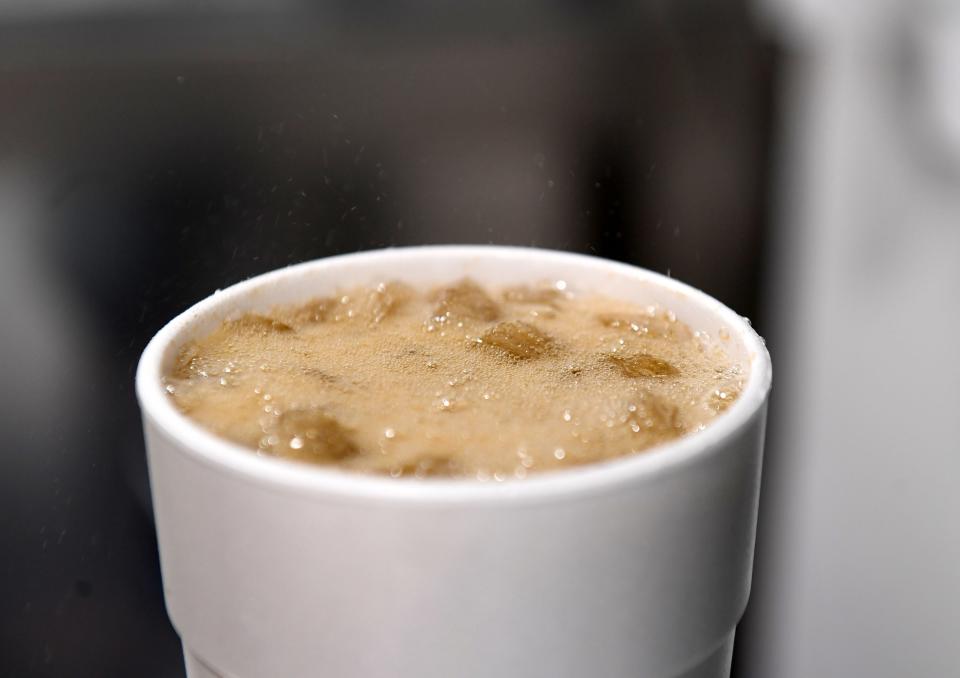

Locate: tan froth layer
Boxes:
[164,279,743,479]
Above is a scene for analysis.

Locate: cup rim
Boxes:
[136,245,771,505]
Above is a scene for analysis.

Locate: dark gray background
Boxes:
[0,3,778,676]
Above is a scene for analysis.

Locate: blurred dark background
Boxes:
[9,1,960,675]
[4,2,778,676]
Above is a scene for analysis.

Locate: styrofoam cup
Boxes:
[136,246,771,678]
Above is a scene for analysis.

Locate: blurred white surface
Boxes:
[745,1,960,676]
[0,168,96,456]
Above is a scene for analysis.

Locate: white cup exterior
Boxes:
[136,246,771,678]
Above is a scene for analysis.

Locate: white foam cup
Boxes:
[136,246,772,678]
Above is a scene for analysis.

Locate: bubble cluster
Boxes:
[163,278,744,479]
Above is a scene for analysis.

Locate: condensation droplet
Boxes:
[289,437,304,450]
[554,448,566,460]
